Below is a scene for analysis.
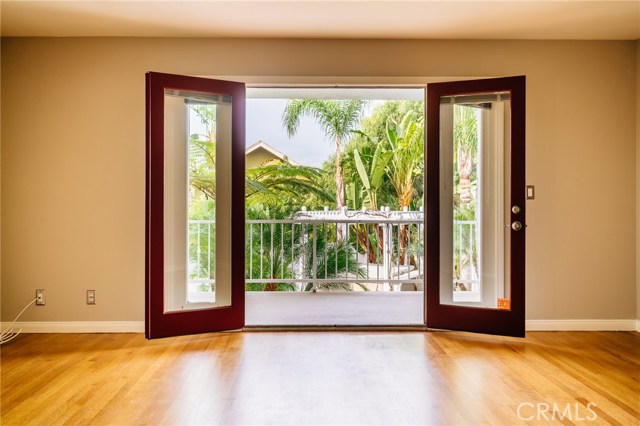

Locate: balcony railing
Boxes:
[188,209,479,293]
[453,220,479,293]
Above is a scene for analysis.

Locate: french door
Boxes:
[146,72,245,339]
[146,72,525,338]
[425,76,526,337]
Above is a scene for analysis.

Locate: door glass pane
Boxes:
[164,89,232,312]
[439,92,512,309]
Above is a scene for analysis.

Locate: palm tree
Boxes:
[453,105,478,206]
[385,111,424,265]
[282,99,366,211]
[385,111,424,211]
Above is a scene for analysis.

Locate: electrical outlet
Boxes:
[86,290,96,305]
[36,289,45,306]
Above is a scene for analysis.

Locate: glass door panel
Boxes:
[439,92,511,309]
[163,89,232,312]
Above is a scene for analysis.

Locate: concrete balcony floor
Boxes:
[245,291,424,326]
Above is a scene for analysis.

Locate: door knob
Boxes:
[511,221,523,231]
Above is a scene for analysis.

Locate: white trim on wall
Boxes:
[525,319,638,331]
[1,321,145,333]
[2,320,638,333]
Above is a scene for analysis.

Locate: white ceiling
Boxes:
[1,0,639,40]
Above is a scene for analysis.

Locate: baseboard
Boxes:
[2,320,637,333]
[0,321,145,333]
[525,319,638,331]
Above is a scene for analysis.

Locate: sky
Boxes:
[245,99,383,168]
[246,99,333,168]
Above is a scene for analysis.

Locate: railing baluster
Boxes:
[312,223,317,289]
[324,223,327,279]
[458,222,462,283]
[207,222,211,280]
[303,223,307,286]
[365,223,369,281]
[345,222,348,281]
[281,223,284,280]
[470,222,474,284]
[260,223,263,280]
[197,223,201,279]
[407,222,411,277]
[335,222,338,277]
[376,223,380,290]
[397,223,401,281]
[291,223,295,281]
[472,222,478,290]
[211,221,216,282]
[418,223,422,279]
[249,223,253,279]
[270,223,274,279]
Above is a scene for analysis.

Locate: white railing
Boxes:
[188,220,216,293]
[453,220,480,293]
[188,210,480,293]
[245,218,423,291]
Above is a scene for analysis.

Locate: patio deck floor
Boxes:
[245,291,424,326]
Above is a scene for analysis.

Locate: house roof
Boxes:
[245,140,300,166]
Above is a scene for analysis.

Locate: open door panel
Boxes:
[146,72,245,338]
[426,76,526,337]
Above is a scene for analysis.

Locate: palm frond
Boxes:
[246,162,334,204]
[282,99,366,144]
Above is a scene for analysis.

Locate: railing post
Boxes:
[270,223,274,279]
[382,223,391,291]
[249,223,253,279]
[312,223,317,292]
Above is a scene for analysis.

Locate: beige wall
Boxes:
[1,38,637,322]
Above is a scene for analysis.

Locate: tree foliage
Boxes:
[384,110,425,210]
[453,105,479,207]
[282,99,366,210]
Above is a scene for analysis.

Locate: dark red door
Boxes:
[146,72,245,338]
[426,76,526,337]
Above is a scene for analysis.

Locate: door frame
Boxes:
[146,74,525,336]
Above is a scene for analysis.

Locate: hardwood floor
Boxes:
[1,331,638,425]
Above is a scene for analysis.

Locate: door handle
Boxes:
[511,221,523,231]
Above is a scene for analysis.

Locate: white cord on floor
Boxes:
[0,298,38,345]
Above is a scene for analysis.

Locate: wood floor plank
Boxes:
[1,331,638,425]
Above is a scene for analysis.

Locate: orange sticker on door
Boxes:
[497,298,511,310]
